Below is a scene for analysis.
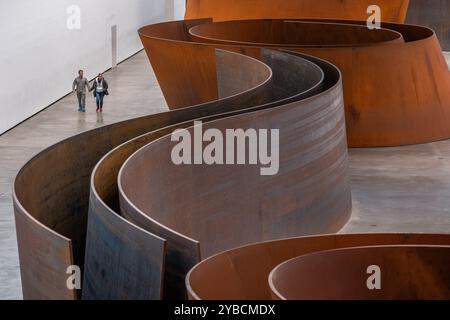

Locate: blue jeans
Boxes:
[96,91,105,109]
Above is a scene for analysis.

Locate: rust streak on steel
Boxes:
[186,233,450,300]
[140,19,450,147]
[185,0,410,23]
[270,245,450,300]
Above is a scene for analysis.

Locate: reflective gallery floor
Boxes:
[0,51,449,299]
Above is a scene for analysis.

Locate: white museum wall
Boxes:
[174,0,186,19]
[0,0,183,135]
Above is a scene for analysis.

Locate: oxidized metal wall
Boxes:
[13,5,450,300]
[184,0,450,52]
[270,245,450,300]
[185,0,410,23]
[13,49,273,300]
[138,19,401,110]
[407,0,450,51]
[85,50,276,299]
[82,189,166,300]
[118,50,351,299]
[12,117,172,299]
[140,19,450,147]
[13,197,76,300]
[186,234,450,300]
[14,49,353,299]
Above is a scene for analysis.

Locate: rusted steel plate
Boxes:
[186,233,450,300]
[82,188,166,300]
[139,20,401,111]
[270,245,450,300]
[407,0,450,51]
[139,18,217,108]
[185,0,410,23]
[13,49,275,300]
[118,50,351,299]
[12,122,171,300]
[13,198,76,300]
[15,15,449,301]
[97,50,338,300]
[13,128,114,300]
[140,19,450,147]
[87,50,276,299]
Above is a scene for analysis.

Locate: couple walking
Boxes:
[72,70,109,113]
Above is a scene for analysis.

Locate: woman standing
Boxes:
[91,73,109,112]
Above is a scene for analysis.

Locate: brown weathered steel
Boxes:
[13,49,273,300]
[185,0,410,23]
[85,50,275,299]
[186,233,450,300]
[82,188,166,300]
[12,122,171,300]
[13,197,76,300]
[118,50,351,299]
[407,0,450,51]
[185,0,450,51]
[14,48,349,300]
[139,20,401,111]
[14,15,450,301]
[189,19,450,147]
[270,245,450,300]
[140,19,450,147]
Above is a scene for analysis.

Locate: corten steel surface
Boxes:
[14,18,450,301]
[82,189,166,300]
[13,199,76,300]
[186,233,450,300]
[13,49,272,300]
[85,50,276,300]
[185,0,410,23]
[12,119,172,299]
[140,19,450,147]
[138,19,401,110]
[118,49,352,299]
[13,49,351,299]
[103,50,343,300]
[407,0,450,51]
[270,245,450,300]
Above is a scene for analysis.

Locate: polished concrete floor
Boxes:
[0,51,167,299]
[0,51,449,299]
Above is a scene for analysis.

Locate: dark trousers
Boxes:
[77,92,86,111]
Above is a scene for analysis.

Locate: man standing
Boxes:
[72,70,90,112]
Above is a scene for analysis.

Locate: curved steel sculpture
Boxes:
[84,49,277,300]
[270,245,450,300]
[407,0,450,51]
[117,50,351,299]
[13,114,172,300]
[186,233,450,300]
[140,19,450,147]
[13,49,272,300]
[14,48,352,299]
[13,12,450,300]
[185,0,450,52]
[185,0,410,23]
